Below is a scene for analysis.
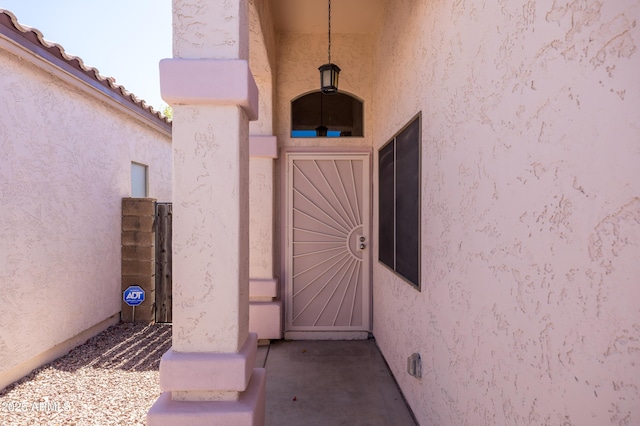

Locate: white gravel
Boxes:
[0,322,171,426]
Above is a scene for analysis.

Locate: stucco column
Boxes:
[147,0,265,424]
[246,65,282,340]
[248,135,282,340]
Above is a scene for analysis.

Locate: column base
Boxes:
[147,368,266,426]
[160,333,258,392]
[249,301,282,340]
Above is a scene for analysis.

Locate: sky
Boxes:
[0,0,172,111]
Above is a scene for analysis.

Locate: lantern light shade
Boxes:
[319,63,341,94]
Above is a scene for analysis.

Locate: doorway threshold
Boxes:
[284,331,369,340]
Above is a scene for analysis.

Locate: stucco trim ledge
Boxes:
[160,59,259,121]
[249,135,278,158]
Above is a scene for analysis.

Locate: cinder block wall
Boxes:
[121,198,156,322]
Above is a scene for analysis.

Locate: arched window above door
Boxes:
[291,91,363,138]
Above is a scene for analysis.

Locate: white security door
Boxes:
[285,152,370,333]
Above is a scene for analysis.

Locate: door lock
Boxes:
[357,234,366,251]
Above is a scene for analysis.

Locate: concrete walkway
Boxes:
[0,324,416,425]
[257,340,417,426]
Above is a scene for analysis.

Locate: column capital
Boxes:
[160,59,258,121]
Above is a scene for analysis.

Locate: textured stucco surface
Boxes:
[248,74,276,282]
[173,0,249,60]
[249,157,275,279]
[249,0,276,136]
[0,49,171,377]
[370,0,640,424]
[171,105,250,353]
[249,0,277,77]
[168,0,254,356]
[248,0,277,282]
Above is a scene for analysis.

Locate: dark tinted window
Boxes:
[291,91,363,138]
[378,114,421,289]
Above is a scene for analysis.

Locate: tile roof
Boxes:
[0,9,171,132]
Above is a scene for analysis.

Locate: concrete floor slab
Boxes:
[263,340,417,426]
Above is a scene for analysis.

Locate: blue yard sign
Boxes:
[123,285,145,307]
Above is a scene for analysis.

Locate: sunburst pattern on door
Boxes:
[287,155,369,330]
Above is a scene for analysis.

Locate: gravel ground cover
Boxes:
[0,322,171,426]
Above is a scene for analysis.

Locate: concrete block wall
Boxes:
[121,198,156,322]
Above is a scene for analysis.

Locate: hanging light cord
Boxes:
[328,0,332,64]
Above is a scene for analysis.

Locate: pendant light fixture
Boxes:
[316,93,328,136]
[319,0,340,94]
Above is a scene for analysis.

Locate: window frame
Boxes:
[377,113,422,290]
[131,161,149,198]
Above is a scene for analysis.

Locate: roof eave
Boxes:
[0,10,172,138]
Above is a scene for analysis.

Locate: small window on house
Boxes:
[131,162,148,198]
[378,113,421,289]
[291,91,363,138]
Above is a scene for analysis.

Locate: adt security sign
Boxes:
[123,286,145,307]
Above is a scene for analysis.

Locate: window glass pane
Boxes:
[394,118,420,286]
[131,162,148,198]
[377,114,421,289]
[291,91,363,137]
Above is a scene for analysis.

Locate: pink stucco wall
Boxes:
[0,44,172,387]
[371,0,640,424]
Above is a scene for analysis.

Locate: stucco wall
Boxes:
[0,48,171,385]
[371,0,640,424]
